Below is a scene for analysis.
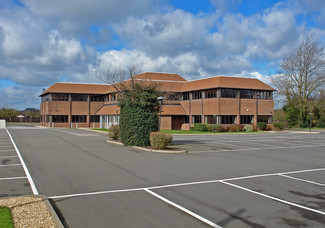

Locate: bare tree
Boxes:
[272,34,325,117]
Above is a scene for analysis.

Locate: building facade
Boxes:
[40,72,275,130]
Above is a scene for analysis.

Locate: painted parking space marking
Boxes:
[220,180,325,216]
[278,174,325,187]
[144,188,222,228]
[48,167,325,199]
[6,129,39,195]
[54,129,101,137]
[0,155,18,159]
[0,164,22,167]
[189,143,325,153]
[0,176,27,181]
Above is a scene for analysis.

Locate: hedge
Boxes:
[150,132,173,149]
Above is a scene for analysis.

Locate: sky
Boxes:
[1,0,325,110]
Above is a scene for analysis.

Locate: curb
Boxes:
[106,140,187,153]
[41,195,64,228]
[288,131,320,134]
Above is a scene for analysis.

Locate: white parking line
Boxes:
[190,144,325,153]
[6,129,39,195]
[0,176,27,181]
[0,164,22,167]
[48,167,325,199]
[220,181,325,216]
[144,188,222,228]
[279,174,325,187]
[54,129,99,136]
[0,155,18,158]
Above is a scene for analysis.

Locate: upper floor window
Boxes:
[111,93,116,101]
[240,90,255,99]
[71,94,88,101]
[205,89,217,98]
[90,94,106,102]
[52,93,69,101]
[256,91,273,100]
[41,94,50,103]
[168,93,181,101]
[221,89,238,98]
[192,91,202,99]
[182,92,190,100]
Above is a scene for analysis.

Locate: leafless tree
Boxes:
[271,34,325,117]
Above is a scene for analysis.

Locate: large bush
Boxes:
[243,125,254,132]
[273,122,284,130]
[108,125,119,140]
[192,123,208,131]
[119,83,160,146]
[257,122,267,130]
[150,132,173,149]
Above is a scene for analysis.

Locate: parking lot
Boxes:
[1,125,325,227]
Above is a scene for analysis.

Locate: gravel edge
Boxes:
[0,195,63,228]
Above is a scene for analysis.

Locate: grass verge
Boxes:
[0,207,14,228]
[91,128,108,132]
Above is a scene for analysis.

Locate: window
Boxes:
[192,91,202,99]
[221,115,236,124]
[72,115,87,122]
[205,115,217,124]
[42,94,50,103]
[52,93,69,101]
[90,115,100,122]
[90,95,106,102]
[192,115,202,123]
[71,94,88,101]
[111,93,116,101]
[257,115,272,123]
[168,93,181,101]
[205,89,217,98]
[256,91,273,100]
[52,115,68,123]
[221,89,238,98]
[184,116,189,123]
[182,92,190,100]
[240,90,255,99]
[240,115,254,124]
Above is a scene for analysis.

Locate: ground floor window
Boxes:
[205,115,217,124]
[90,115,100,122]
[100,115,119,128]
[257,115,272,123]
[192,115,202,124]
[72,115,87,123]
[184,116,189,123]
[240,115,254,124]
[52,115,68,123]
[221,115,236,124]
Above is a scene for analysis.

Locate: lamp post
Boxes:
[309,112,312,132]
[157,96,164,131]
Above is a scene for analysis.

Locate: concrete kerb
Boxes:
[0,195,64,228]
[42,195,65,228]
[106,140,187,153]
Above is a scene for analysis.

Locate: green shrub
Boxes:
[317,116,325,128]
[257,122,267,130]
[273,122,284,130]
[228,125,238,132]
[108,125,119,140]
[298,114,308,128]
[150,132,173,149]
[215,124,223,132]
[206,124,215,132]
[192,123,208,131]
[237,125,244,132]
[243,125,254,132]
[222,125,229,132]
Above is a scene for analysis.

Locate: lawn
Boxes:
[0,207,14,228]
[91,128,108,132]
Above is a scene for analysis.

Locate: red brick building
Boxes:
[40,72,275,130]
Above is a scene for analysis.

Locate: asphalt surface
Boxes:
[1,124,325,227]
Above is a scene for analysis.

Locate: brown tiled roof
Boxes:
[161,104,186,115]
[181,76,275,92]
[41,83,110,96]
[95,105,119,115]
[132,72,187,82]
